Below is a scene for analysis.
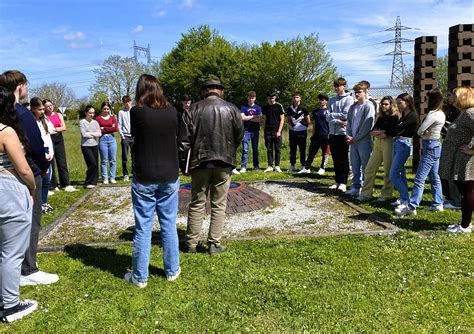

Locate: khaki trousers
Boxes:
[360,137,394,198]
[186,167,231,248]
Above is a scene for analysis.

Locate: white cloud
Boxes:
[132,25,144,33]
[64,31,85,41]
[179,0,195,9]
[153,8,167,17]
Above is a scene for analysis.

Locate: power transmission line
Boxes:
[383,16,413,87]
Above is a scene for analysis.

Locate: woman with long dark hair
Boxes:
[96,102,118,184]
[440,86,474,233]
[358,96,400,201]
[388,93,419,208]
[30,97,55,214]
[395,89,446,215]
[80,105,101,188]
[124,74,181,287]
[0,86,37,322]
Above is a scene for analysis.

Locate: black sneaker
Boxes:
[208,243,227,255]
[184,245,197,254]
[1,299,38,323]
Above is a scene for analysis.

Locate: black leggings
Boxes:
[455,180,474,228]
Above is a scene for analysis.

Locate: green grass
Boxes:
[3,234,473,332]
[6,120,471,332]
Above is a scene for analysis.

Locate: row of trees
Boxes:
[31,25,450,117]
[91,25,338,109]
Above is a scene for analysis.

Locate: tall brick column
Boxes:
[448,24,474,89]
[413,36,437,172]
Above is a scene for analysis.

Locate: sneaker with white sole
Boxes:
[20,271,59,286]
[337,184,347,192]
[64,185,77,192]
[47,190,55,196]
[124,272,147,288]
[123,175,130,182]
[166,267,181,282]
[329,183,339,189]
[391,199,402,207]
[297,167,310,174]
[395,204,416,216]
[264,166,274,172]
[447,224,472,233]
[444,202,461,210]
[426,204,443,212]
[287,165,296,172]
[239,168,247,173]
[86,184,96,189]
[1,299,37,323]
[345,188,360,197]
[103,179,109,185]
[110,178,117,184]
[274,166,282,173]
[231,169,240,175]
[316,168,325,175]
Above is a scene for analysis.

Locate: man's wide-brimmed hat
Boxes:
[201,78,224,89]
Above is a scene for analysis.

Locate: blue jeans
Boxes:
[408,139,442,209]
[99,134,117,181]
[349,140,372,190]
[41,163,52,204]
[131,178,180,282]
[241,130,259,169]
[389,137,412,202]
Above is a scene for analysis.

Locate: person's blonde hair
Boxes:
[454,86,474,110]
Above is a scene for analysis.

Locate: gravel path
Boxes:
[40,181,384,246]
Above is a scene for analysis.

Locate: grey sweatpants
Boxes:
[0,174,32,309]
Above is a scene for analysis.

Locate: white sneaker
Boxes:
[64,185,77,192]
[231,169,240,175]
[166,267,181,282]
[395,204,416,216]
[103,179,109,185]
[391,199,402,207]
[447,224,472,233]
[123,175,130,182]
[337,184,347,192]
[317,168,325,175]
[86,184,96,189]
[110,178,117,184]
[239,168,247,174]
[264,166,274,173]
[48,191,55,196]
[287,165,296,172]
[345,188,360,197]
[426,204,443,212]
[20,271,59,286]
[444,202,461,210]
[274,166,282,173]
[124,272,147,288]
[53,187,60,192]
[1,299,38,323]
[329,183,339,189]
[297,167,310,174]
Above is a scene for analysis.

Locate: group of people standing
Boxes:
[0,67,472,322]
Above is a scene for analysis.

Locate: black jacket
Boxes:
[181,94,243,171]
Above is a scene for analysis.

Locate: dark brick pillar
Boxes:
[448,24,474,90]
[413,36,437,173]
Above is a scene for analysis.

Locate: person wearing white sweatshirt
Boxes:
[395,89,446,216]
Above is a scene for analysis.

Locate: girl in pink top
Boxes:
[96,102,118,183]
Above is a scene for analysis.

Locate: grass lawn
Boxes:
[3,120,472,332]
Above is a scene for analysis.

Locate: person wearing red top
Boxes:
[96,102,118,183]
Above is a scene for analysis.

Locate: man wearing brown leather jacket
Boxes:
[182,78,243,255]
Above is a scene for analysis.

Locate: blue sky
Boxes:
[1,0,473,99]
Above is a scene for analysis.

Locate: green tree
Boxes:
[91,55,146,104]
[436,55,448,96]
[155,25,337,109]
